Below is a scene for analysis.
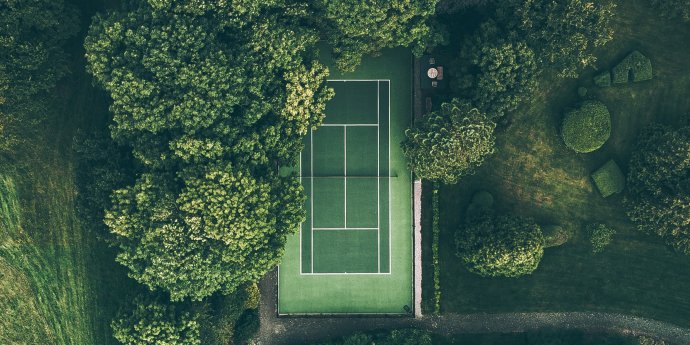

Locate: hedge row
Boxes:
[432,185,441,314]
[612,50,653,84]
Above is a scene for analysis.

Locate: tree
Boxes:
[650,0,690,22]
[112,294,201,345]
[402,100,495,184]
[85,2,332,169]
[313,0,443,71]
[379,329,432,345]
[0,0,78,151]
[625,124,690,254]
[587,223,616,254]
[453,21,539,118]
[499,0,615,78]
[105,165,305,301]
[87,1,331,300]
[456,214,544,277]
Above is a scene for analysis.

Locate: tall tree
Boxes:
[499,0,615,78]
[87,1,331,300]
[0,0,78,151]
[313,0,442,71]
[453,21,539,118]
[402,99,495,184]
[625,124,690,254]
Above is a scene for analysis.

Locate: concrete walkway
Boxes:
[257,269,690,345]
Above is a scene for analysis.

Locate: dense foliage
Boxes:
[625,124,690,254]
[456,215,544,278]
[315,0,442,71]
[0,0,78,151]
[402,100,496,184]
[317,328,432,345]
[499,0,615,78]
[453,21,539,118]
[86,1,331,301]
[587,223,616,254]
[612,50,653,84]
[561,101,611,153]
[112,295,200,345]
[591,159,625,197]
[651,0,690,22]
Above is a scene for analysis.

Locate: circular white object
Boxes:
[427,67,439,79]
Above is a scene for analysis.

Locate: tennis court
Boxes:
[278,47,413,315]
[301,80,391,274]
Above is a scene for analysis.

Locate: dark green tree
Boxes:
[453,21,539,118]
[625,124,690,254]
[313,0,442,71]
[112,294,201,345]
[499,0,615,78]
[402,100,496,184]
[379,329,432,345]
[456,214,544,277]
[0,0,78,151]
[650,0,690,22]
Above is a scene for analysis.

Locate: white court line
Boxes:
[314,228,377,230]
[320,124,378,127]
[310,129,314,274]
[377,80,380,273]
[327,79,391,82]
[388,80,392,273]
[300,272,393,276]
[299,154,302,274]
[344,126,347,228]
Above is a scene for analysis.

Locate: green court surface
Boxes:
[278,48,413,315]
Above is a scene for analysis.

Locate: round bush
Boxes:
[561,100,611,153]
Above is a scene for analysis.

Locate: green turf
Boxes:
[279,47,412,314]
[313,230,379,273]
[426,0,690,326]
[325,81,379,124]
[312,179,346,228]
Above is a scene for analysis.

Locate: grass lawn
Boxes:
[0,0,137,343]
[428,0,690,326]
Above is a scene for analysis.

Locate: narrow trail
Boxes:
[257,269,690,345]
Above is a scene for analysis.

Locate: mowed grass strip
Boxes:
[431,0,690,325]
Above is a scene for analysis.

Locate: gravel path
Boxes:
[257,269,690,345]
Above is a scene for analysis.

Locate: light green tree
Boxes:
[105,165,304,301]
[112,294,200,345]
[402,99,496,184]
[456,215,545,278]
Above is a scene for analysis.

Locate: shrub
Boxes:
[380,329,432,345]
[625,124,690,254]
[456,214,544,278]
[233,309,259,344]
[594,71,611,87]
[591,160,626,197]
[612,51,653,84]
[561,100,611,153]
[431,186,441,314]
[402,100,496,184]
[639,335,668,345]
[577,87,588,98]
[587,223,616,254]
[465,190,494,222]
[543,225,571,248]
[112,295,201,345]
